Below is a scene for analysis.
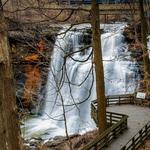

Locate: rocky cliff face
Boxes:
[9,24,60,114]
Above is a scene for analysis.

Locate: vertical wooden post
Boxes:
[145,124,148,136]
[110,113,112,125]
[139,129,143,143]
[132,137,135,149]
[113,128,116,138]
[119,96,120,105]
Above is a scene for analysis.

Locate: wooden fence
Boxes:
[82,111,128,150]
[106,94,134,106]
[91,99,128,125]
[121,121,150,150]
[91,94,134,109]
[92,93,150,107]
[83,99,128,150]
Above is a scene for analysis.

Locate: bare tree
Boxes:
[0,0,23,149]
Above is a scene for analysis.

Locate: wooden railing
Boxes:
[121,121,150,150]
[106,94,134,106]
[83,100,128,150]
[82,112,128,150]
[91,94,135,109]
[91,100,128,125]
[91,94,134,124]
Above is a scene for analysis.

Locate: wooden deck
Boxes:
[82,94,150,150]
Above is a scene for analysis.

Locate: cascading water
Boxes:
[22,23,139,139]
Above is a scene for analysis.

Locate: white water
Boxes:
[22,23,139,139]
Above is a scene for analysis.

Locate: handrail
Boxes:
[91,100,127,125]
[106,94,134,106]
[92,93,150,106]
[82,114,128,150]
[83,100,128,150]
[83,95,134,150]
[92,94,135,107]
[121,121,150,150]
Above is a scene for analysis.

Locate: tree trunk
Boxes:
[139,0,150,93]
[91,0,107,134]
[0,1,23,149]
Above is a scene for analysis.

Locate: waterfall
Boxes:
[22,23,139,139]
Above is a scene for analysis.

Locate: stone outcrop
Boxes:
[9,23,60,113]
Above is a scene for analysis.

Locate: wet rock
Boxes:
[53,136,66,141]
[24,137,43,150]
[23,130,98,150]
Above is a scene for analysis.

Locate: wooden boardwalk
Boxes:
[104,105,150,150]
[83,94,150,150]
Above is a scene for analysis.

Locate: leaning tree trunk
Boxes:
[0,1,23,150]
[91,0,107,134]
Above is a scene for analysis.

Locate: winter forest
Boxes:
[0,0,150,150]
